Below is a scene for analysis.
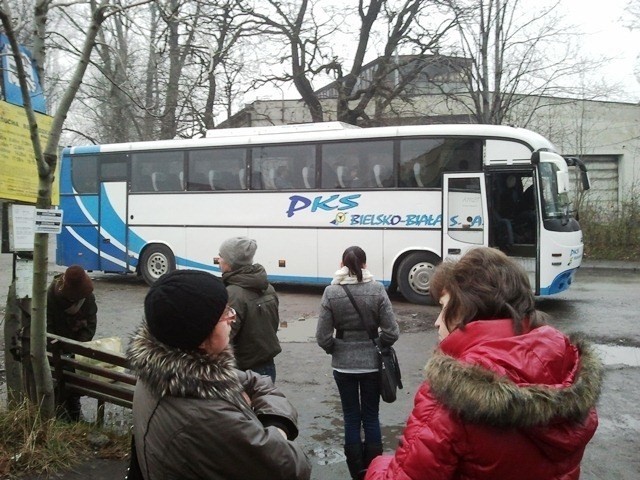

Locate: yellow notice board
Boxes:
[0,100,58,204]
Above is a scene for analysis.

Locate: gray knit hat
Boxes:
[219,236,257,269]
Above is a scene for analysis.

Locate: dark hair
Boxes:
[342,246,367,282]
[430,247,547,334]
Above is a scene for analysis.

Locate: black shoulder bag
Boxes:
[125,434,144,480]
[341,285,402,403]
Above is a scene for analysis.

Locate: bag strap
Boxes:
[341,285,378,345]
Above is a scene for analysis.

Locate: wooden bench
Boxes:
[47,334,136,426]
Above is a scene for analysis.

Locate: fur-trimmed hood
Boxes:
[127,323,250,414]
[425,322,603,431]
[365,322,602,480]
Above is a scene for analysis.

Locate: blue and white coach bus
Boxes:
[56,122,589,304]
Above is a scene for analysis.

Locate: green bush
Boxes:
[579,189,640,261]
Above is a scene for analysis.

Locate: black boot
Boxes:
[344,443,364,480]
[363,443,383,469]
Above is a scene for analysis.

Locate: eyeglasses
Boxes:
[222,306,236,320]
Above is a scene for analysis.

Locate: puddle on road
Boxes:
[593,344,640,367]
[278,317,318,343]
[311,446,345,465]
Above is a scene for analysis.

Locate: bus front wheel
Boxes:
[140,244,176,285]
[397,252,440,305]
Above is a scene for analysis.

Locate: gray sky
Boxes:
[562,0,640,101]
[246,0,640,105]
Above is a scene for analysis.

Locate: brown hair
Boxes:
[57,265,93,302]
[430,247,547,334]
[342,246,367,282]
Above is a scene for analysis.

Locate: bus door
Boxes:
[442,173,488,261]
[486,169,539,292]
[98,181,129,272]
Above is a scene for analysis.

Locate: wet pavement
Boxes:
[2,248,640,479]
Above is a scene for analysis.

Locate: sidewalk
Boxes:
[580,258,640,271]
[18,458,129,480]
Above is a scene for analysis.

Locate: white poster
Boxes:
[8,204,35,251]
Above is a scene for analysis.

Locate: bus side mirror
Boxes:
[564,156,591,191]
[580,171,591,191]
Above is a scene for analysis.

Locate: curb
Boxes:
[579,261,640,272]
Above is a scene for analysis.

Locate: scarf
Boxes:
[331,265,374,285]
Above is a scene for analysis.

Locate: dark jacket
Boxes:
[316,280,399,370]
[222,264,282,370]
[46,274,97,342]
[365,320,603,480]
[127,324,311,480]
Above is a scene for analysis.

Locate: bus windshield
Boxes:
[539,161,572,220]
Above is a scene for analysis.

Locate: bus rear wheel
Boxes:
[140,244,175,285]
[397,252,440,305]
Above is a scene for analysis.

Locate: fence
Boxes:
[47,333,136,426]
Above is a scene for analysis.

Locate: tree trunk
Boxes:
[30,231,55,417]
[4,282,24,407]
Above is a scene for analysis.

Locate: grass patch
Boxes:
[0,400,129,478]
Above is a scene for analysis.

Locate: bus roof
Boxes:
[204,121,360,137]
[64,123,556,155]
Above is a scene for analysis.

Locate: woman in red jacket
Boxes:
[365,247,603,480]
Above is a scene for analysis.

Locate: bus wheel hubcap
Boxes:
[408,262,434,295]
[148,254,167,277]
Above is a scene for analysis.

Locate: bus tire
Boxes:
[140,244,176,286]
[397,252,441,305]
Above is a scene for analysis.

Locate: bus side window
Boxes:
[136,174,155,192]
[71,156,99,193]
[186,168,210,191]
[151,172,162,192]
[251,170,263,189]
[302,166,313,188]
[209,170,236,190]
[208,170,217,190]
[261,168,276,190]
[373,164,393,188]
[414,163,425,187]
[131,160,153,192]
[274,165,294,189]
[336,166,347,188]
[400,138,454,188]
[167,173,183,191]
[152,171,182,192]
[321,162,339,189]
[221,171,239,190]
